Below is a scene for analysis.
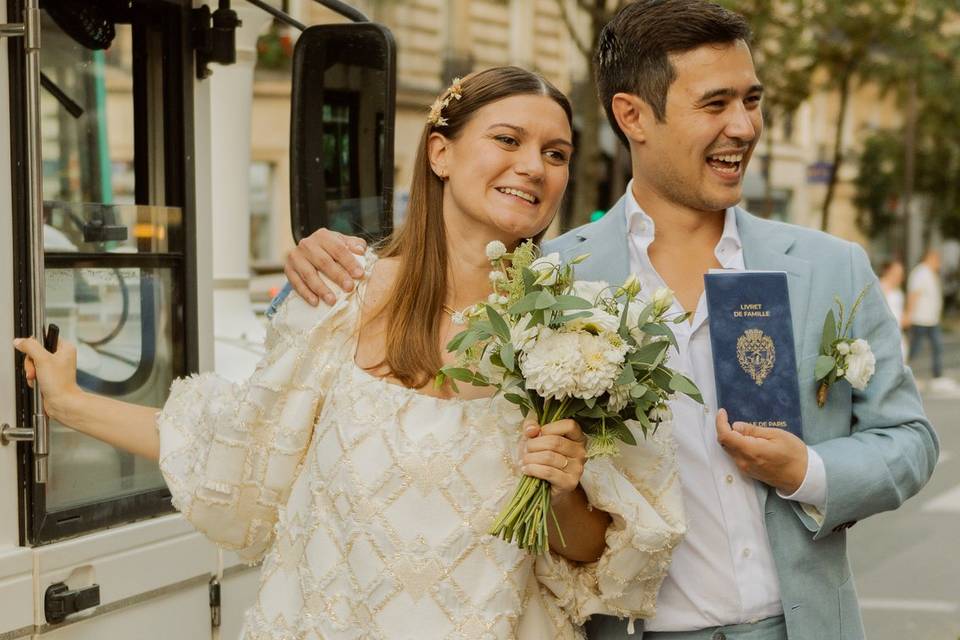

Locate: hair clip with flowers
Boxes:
[427,77,463,127]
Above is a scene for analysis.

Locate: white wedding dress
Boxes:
[157,252,686,639]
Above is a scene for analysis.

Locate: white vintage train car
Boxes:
[0,1,394,637]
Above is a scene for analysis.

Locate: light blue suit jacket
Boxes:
[546,197,939,640]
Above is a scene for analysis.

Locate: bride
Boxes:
[16,66,684,638]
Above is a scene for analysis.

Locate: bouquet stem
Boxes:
[488,471,566,554]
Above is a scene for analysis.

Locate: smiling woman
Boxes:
[363,67,574,390]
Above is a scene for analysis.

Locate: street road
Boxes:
[851,335,960,640]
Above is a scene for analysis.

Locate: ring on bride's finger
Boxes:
[560,456,570,470]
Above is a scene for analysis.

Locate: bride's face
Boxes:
[432,94,573,243]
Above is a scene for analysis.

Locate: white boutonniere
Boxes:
[815,285,876,407]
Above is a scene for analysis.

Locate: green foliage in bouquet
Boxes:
[435,240,703,554]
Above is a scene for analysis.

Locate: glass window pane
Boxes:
[45,266,179,510]
[39,16,134,206]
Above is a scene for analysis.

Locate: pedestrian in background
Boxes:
[907,248,959,393]
[879,259,908,356]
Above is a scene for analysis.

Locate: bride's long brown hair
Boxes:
[368,66,572,389]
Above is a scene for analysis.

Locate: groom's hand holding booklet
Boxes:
[704,271,803,439]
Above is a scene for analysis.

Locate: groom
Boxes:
[270,2,937,638]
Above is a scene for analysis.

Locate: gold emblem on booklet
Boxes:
[737,328,776,386]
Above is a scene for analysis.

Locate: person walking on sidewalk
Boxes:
[879,259,908,357]
[907,248,958,393]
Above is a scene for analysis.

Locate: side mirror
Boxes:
[290,23,396,244]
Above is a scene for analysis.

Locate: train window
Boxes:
[10,1,194,543]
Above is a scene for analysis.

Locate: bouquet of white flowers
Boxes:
[435,240,702,553]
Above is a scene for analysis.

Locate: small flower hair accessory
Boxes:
[427,77,463,127]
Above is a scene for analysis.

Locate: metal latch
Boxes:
[44,582,101,624]
[209,577,221,628]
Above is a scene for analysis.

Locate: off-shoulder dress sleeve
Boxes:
[157,252,372,563]
[535,420,686,628]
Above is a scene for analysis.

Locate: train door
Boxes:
[0,1,396,637]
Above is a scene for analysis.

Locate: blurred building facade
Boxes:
[249,0,585,268]
[247,0,913,267]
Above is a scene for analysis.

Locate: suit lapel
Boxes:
[566,195,631,285]
[736,208,812,509]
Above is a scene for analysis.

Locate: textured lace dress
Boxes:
[157,253,686,639]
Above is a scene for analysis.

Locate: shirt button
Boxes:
[742,548,752,558]
[725,474,734,484]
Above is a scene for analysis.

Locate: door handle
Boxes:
[0,0,50,483]
[44,582,101,624]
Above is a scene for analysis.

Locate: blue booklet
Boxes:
[704,271,803,439]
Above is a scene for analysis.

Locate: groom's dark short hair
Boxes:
[596,0,751,146]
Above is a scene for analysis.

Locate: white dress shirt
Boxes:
[621,185,827,631]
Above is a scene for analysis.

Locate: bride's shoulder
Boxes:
[273,249,380,335]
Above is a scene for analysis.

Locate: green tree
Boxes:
[807,0,912,232]
[853,0,960,252]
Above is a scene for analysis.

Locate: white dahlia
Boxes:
[520,330,583,399]
[572,332,629,399]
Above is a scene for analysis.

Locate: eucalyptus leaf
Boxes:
[669,372,703,403]
[501,342,515,372]
[534,290,557,310]
[486,305,511,341]
[557,311,593,323]
[609,420,638,446]
[630,383,649,398]
[508,291,541,315]
[815,355,836,380]
[632,341,670,366]
[554,295,593,311]
[642,323,678,350]
[504,392,530,409]
[821,309,837,355]
[616,364,636,385]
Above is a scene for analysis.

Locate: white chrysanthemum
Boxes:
[509,315,540,353]
[607,383,631,413]
[530,252,561,286]
[486,240,507,260]
[844,342,875,390]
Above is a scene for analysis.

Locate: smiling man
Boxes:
[271,2,937,639]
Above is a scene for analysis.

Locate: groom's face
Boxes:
[638,40,763,213]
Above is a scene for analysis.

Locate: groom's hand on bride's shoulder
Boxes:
[284,228,367,306]
[715,408,807,495]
